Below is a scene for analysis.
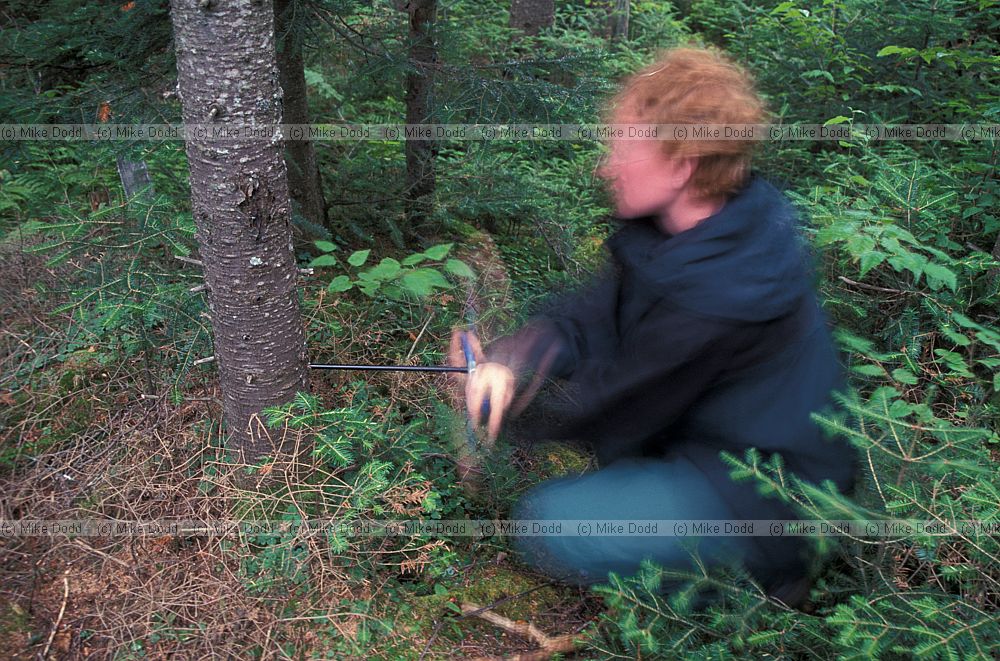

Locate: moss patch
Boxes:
[393,562,575,658]
[532,441,591,478]
[418,564,562,619]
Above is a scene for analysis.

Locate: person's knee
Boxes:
[510,479,607,585]
[509,476,725,588]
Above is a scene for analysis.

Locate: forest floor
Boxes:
[0,234,610,659]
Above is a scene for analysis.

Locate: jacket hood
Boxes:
[605,175,813,323]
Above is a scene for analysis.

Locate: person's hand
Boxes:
[447,328,515,442]
[466,361,515,442]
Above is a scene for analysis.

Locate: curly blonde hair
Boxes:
[607,46,769,199]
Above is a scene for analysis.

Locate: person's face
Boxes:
[595,114,692,219]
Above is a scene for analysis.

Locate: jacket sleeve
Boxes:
[484,269,621,384]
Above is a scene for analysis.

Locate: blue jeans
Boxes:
[511,453,809,592]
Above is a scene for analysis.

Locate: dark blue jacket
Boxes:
[489,175,857,520]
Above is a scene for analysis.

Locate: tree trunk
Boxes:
[608,0,629,42]
[403,0,438,237]
[274,0,328,241]
[509,0,554,36]
[169,0,309,464]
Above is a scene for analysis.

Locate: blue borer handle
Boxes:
[460,330,491,435]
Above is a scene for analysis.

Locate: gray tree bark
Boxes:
[509,0,554,35]
[274,0,328,240]
[169,0,309,464]
[402,0,438,237]
[608,0,629,42]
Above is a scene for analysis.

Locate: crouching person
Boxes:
[451,46,858,609]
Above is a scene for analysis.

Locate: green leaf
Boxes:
[747,631,781,647]
[308,254,339,268]
[423,243,453,261]
[877,45,916,57]
[950,314,1000,350]
[319,434,354,467]
[922,263,957,292]
[891,368,919,385]
[852,364,886,377]
[402,253,428,266]
[823,115,851,126]
[327,275,353,293]
[887,252,927,280]
[358,280,380,296]
[303,68,343,102]
[803,69,835,83]
[951,312,978,329]
[444,259,475,280]
[888,399,914,417]
[45,248,75,268]
[365,258,401,281]
[994,373,1000,392]
[380,284,404,300]
[880,235,903,253]
[815,222,858,246]
[885,225,920,246]
[845,233,876,256]
[399,268,451,297]
[858,251,887,277]
[348,249,371,267]
[933,349,974,378]
[939,325,971,347]
[328,532,348,553]
[314,240,338,253]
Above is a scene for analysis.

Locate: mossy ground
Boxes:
[379,442,601,659]
[384,561,600,659]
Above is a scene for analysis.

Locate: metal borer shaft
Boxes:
[309,364,468,374]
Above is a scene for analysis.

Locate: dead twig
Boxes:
[460,601,583,661]
[73,539,133,571]
[173,255,203,267]
[838,275,927,298]
[41,571,70,660]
